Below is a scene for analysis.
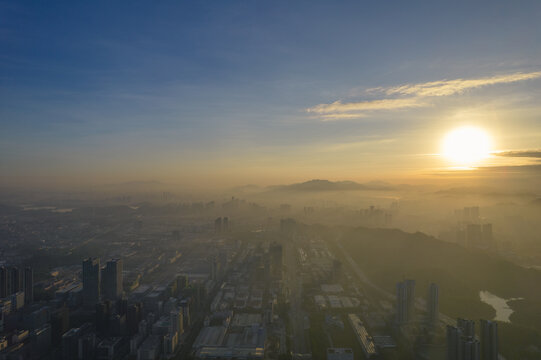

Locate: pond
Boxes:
[479,290,522,323]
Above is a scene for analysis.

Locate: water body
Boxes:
[479,290,523,323]
[21,205,73,213]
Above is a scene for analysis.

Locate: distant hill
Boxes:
[271,179,394,192]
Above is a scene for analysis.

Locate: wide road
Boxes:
[285,239,310,356]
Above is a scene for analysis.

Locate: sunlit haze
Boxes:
[1,3,541,360]
[441,127,492,166]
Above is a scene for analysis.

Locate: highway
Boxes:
[285,239,310,356]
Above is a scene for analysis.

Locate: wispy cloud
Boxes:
[308,71,541,121]
[317,113,368,121]
[307,98,425,115]
[381,71,541,97]
[494,150,541,158]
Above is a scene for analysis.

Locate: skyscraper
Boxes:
[396,279,415,325]
[222,217,229,232]
[82,258,101,306]
[427,283,439,325]
[210,256,218,281]
[24,267,33,305]
[480,320,498,360]
[102,258,122,301]
[170,309,183,336]
[447,324,481,360]
[9,266,21,295]
[0,266,8,298]
[463,338,481,360]
[458,318,476,339]
[214,217,222,233]
[447,325,463,360]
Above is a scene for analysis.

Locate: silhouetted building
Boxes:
[96,301,112,336]
[180,299,191,328]
[51,306,69,346]
[9,266,22,295]
[0,267,7,298]
[210,256,219,281]
[481,224,493,248]
[480,320,498,360]
[457,318,475,339]
[127,302,143,336]
[466,224,482,248]
[446,325,462,360]
[24,267,33,305]
[427,283,438,325]
[223,217,229,232]
[103,258,123,301]
[463,338,481,360]
[82,258,100,306]
[396,279,415,325]
[170,309,183,335]
[447,324,480,360]
[62,327,81,360]
[215,217,222,233]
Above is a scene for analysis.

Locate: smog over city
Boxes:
[1,1,541,360]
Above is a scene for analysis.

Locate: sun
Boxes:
[441,126,492,166]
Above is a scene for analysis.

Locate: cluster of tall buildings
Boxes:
[214,217,229,233]
[82,258,123,307]
[395,280,439,328]
[453,207,494,249]
[360,205,393,227]
[447,319,498,360]
[0,266,33,305]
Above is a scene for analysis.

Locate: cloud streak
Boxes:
[307,98,425,115]
[494,150,541,158]
[308,71,541,121]
[382,71,541,97]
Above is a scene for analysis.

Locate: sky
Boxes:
[1,0,541,189]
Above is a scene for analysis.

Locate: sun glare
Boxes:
[441,126,492,166]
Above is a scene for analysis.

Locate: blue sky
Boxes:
[1,1,541,187]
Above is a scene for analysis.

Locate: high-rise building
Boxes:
[396,279,415,325]
[103,259,123,301]
[447,324,480,360]
[480,320,498,360]
[466,224,482,248]
[463,338,481,360]
[210,256,218,281]
[82,258,100,306]
[95,301,112,336]
[427,283,439,325]
[24,267,33,305]
[214,217,222,233]
[447,325,463,360]
[0,267,8,298]
[481,224,493,248]
[457,318,476,339]
[127,303,142,336]
[179,299,190,328]
[62,327,81,360]
[170,309,183,336]
[223,217,229,232]
[9,267,22,295]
